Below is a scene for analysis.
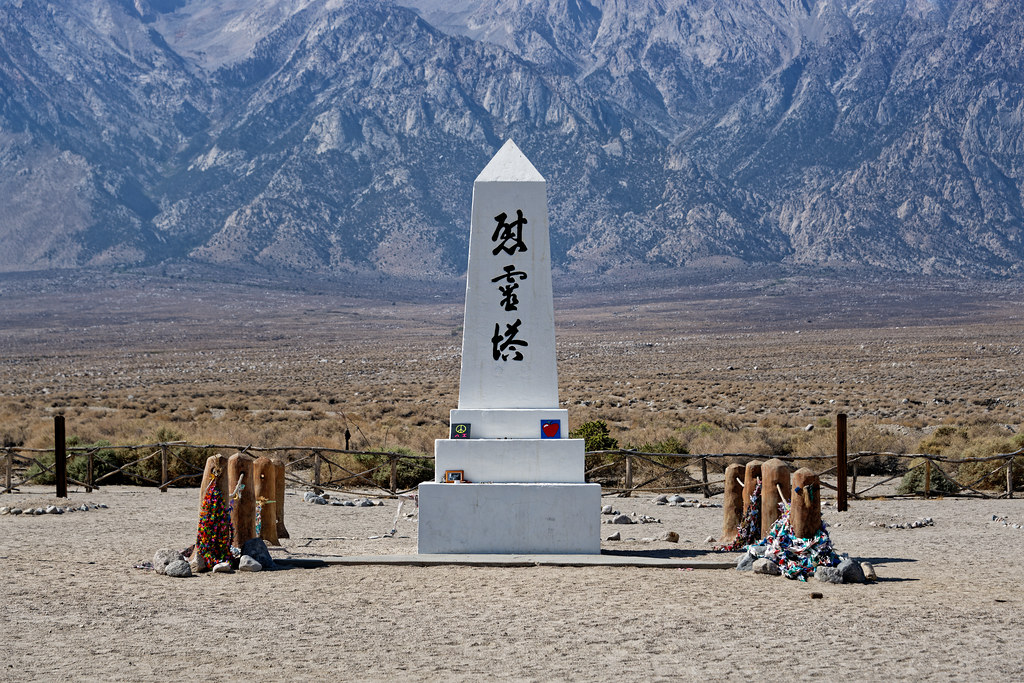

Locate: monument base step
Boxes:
[417,482,602,554]
[433,438,584,483]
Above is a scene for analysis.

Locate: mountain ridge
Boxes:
[0,0,1021,277]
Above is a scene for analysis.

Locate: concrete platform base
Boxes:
[277,554,739,569]
[418,481,601,554]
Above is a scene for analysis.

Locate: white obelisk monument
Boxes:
[417,140,601,554]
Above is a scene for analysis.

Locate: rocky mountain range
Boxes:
[0,0,1021,278]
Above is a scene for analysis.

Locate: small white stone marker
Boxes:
[418,140,601,555]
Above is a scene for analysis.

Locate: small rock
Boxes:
[668,494,686,504]
[10,508,22,515]
[241,538,275,569]
[838,558,866,584]
[653,495,668,505]
[358,499,375,507]
[860,561,877,582]
[606,531,621,541]
[153,548,185,575]
[704,535,716,544]
[164,560,192,578]
[189,552,207,574]
[815,566,843,584]
[313,496,327,505]
[238,555,262,572]
[753,558,781,575]
[736,553,755,571]
[660,531,679,543]
[97,503,108,509]
[611,514,634,525]
[79,504,88,511]
[749,544,767,558]
[810,592,823,599]
[640,537,655,543]
[344,500,356,506]
[35,508,45,515]
[0,506,9,515]
[804,424,814,432]
[601,505,614,514]
[330,500,344,506]
[303,491,317,502]
[212,561,232,573]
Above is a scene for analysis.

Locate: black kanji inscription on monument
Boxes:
[491,264,528,311]
[491,210,529,256]
[491,319,529,361]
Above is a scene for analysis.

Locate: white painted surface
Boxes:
[434,438,584,483]
[418,482,602,554]
[458,139,559,410]
[449,408,568,439]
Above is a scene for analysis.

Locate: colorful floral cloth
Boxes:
[195,475,233,568]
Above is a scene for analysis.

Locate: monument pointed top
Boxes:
[475,139,545,183]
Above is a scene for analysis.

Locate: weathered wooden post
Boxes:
[5,448,13,493]
[701,457,710,498]
[159,444,170,492]
[274,460,289,539]
[760,458,791,538]
[924,459,932,499]
[228,452,256,548]
[254,456,279,546]
[721,463,746,543]
[86,449,94,493]
[790,467,822,539]
[1005,455,1014,500]
[197,454,230,520]
[54,415,67,498]
[313,450,323,494]
[742,460,763,518]
[389,454,399,494]
[624,453,633,496]
[836,413,848,511]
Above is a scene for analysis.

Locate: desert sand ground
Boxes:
[3,482,1022,681]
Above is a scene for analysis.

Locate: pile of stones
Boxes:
[152,538,276,578]
[991,515,1022,529]
[652,494,719,508]
[303,491,383,507]
[1,502,108,516]
[738,545,877,583]
[601,505,660,524]
[868,517,934,529]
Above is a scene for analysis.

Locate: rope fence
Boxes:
[2,415,1021,502]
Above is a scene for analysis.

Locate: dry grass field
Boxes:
[1,265,1021,467]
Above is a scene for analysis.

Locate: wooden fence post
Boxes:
[836,413,848,512]
[1006,456,1013,500]
[54,415,67,499]
[851,460,858,499]
[313,450,322,494]
[159,444,170,492]
[389,455,398,494]
[924,459,932,499]
[624,454,633,496]
[701,457,710,498]
[274,460,289,539]
[85,450,94,493]
[5,449,12,494]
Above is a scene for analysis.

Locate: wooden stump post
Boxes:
[254,456,279,546]
[924,459,932,499]
[274,460,289,539]
[6,449,14,493]
[389,455,398,494]
[721,463,746,543]
[760,458,791,538]
[624,454,633,496]
[54,416,67,499]
[228,452,256,549]
[197,454,230,523]
[313,450,323,494]
[791,467,822,539]
[86,450,94,493]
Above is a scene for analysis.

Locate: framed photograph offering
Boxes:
[443,470,465,483]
